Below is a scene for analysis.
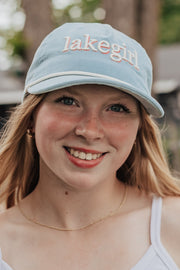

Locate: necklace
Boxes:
[18,185,127,231]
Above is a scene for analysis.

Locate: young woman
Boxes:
[0,23,180,270]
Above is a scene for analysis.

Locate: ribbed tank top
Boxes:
[0,197,179,270]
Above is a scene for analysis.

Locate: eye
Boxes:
[55,96,77,106]
[108,104,130,113]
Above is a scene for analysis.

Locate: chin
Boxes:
[59,172,106,192]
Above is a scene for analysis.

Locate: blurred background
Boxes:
[0,0,180,172]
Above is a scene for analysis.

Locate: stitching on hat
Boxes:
[25,71,132,92]
[62,35,140,70]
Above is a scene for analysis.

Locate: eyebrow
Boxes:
[108,95,135,101]
[62,87,131,96]
[55,87,83,96]
[52,87,137,103]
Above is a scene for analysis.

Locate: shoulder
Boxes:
[161,196,180,267]
[0,206,21,228]
[162,196,180,233]
[0,206,25,254]
[0,207,22,269]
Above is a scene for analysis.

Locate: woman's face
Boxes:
[33,85,140,190]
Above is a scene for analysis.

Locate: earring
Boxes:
[27,129,34,138]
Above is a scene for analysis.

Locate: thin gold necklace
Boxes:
[18,185,127,231]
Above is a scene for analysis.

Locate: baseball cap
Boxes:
[24,22,164,118]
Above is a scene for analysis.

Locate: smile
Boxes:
[65,147,103,160]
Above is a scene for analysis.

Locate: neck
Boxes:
[23,170,126,230]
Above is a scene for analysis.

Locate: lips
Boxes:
[64,146,106,168]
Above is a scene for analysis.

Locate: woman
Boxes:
[0,23,180,270]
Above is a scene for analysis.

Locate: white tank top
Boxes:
[0,197,179,270]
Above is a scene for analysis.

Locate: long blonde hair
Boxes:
[0,94,44,208]
[0,93,180,208]
[117,106,180,196]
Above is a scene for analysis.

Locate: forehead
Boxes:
[46,84,138,102]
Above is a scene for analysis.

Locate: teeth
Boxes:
[79,152,86,160]
[92,154,98,160]
[86,153,92,160]
[67,148,102,160]
[70,148,74,155]
[74,151,79,157]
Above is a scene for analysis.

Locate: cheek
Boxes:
[107,119,139,146]
[35,115,59,138]
[34,109,78,140]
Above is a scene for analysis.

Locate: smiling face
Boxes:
[33,85,140,191]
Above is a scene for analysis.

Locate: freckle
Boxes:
[65,191,69,195]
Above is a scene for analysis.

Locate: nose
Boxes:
[75,113,104,142]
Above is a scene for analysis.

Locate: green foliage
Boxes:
[159,0,180,44]
[54,0,180,44]
[53,0,102,26]
[7,31,27,57]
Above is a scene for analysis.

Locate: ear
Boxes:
[27,116,35,134]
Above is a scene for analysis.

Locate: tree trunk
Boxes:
[22,0,54,66]
[103,0,161,68]
[136,0,160,72]
[103,0,137,38]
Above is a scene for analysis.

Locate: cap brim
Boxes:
[26,74,164,118]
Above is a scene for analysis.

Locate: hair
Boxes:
[117,105,180,196]
[0,94,44,208]
[0,93,180,209]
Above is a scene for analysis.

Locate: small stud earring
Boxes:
[27,129,34,138]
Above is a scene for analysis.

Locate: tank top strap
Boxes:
[150,196,180,269]
[0,249,13,270]
[150,196,162,246]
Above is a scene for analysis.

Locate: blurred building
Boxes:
[153,44,180,171]
[0,71,23,130]
[154,44,180,123]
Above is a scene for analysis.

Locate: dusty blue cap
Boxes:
[24,22,164,118]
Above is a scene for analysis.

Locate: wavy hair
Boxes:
[117,106,180,196]
[0,94,44,208]
[0,94,180,209]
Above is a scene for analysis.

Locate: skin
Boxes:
[28,85,140,228]
[33,85,140,191]
[0,85,180,270]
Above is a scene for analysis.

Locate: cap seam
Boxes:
[25,71,133,92]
